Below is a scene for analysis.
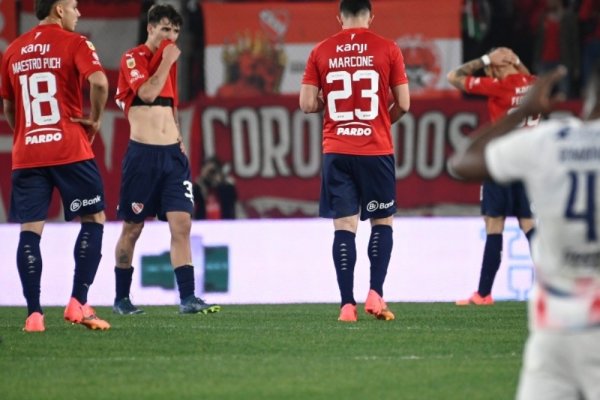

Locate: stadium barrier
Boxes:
[0,217,534,306]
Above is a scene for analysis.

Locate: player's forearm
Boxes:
[299,84,323,113]
[137,61,172,103]
[390,84,410,123]
[447,57,487,90]
[388,103,407,124]
[89,77,109,123]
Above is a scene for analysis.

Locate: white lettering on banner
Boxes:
[394,111,478,179]
[202,106,322,179]
[260,107,291,177]
[417,112,446,179]
[202,105,482,181]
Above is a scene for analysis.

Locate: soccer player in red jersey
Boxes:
[300,0,410,322]
[447,47,538,306]
[0,0,110,331]
[113,4,220,315]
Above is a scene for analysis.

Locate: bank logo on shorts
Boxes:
[131,202,144,214]
[70,195,101,212]
[366,200,394,212]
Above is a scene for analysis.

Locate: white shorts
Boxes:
[516,328,600,400]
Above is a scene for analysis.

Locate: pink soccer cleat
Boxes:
[456,292,494,306]
[23,312,45,332]
[64,297,111,330]
[338,303,358,322]
[364,289,395,321]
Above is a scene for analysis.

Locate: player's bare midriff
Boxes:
[128,105,179,145]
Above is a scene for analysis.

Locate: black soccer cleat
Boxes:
[179,295,221,314]
[113,297,145,315]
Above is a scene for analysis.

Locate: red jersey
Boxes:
[115,40,178,116]
[465,73,537,123]
[302,28,408,155]
[0,24,104,169]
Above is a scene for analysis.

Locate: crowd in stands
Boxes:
[463,0,600,99]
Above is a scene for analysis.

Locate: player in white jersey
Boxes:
[449,63,600,400]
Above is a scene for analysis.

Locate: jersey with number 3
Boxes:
[486,118,600,329]
[0,24,104,169]
[302,27,408,155]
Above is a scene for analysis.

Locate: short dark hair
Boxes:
[147,4,183,27]
[35,0,59,20]
[339,0,372,17]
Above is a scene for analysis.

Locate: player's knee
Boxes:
[81,211,106,225]
[124,221,144,241]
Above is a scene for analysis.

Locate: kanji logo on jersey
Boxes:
[20,43,50,56]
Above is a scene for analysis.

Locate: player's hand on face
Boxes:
[162,43,181,64]
[521,66,567,115]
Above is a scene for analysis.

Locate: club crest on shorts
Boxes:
[131,202,144,214]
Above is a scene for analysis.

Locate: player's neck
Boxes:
[144,41,159,53]
[39,17,63,29]
[342,24,369,29]
[340,15,370,30]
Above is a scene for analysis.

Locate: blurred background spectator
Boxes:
[193,157,238,220]
[532,0,580,98]
[579,0,600,89]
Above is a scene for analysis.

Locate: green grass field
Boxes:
[0,302,528,400]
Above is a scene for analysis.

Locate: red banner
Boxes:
[0,97,583,222]
[202,0,462,98]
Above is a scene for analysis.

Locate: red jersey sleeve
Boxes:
[464,76,503,97]
[389,43,408,87]
[121,50,150,95]
[301,46,320,87]
[72,37,104,80]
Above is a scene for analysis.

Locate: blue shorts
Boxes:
[117,141,194,222]
[481,179,533,218]
[319,154,396,221]
[10,159,105,223]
